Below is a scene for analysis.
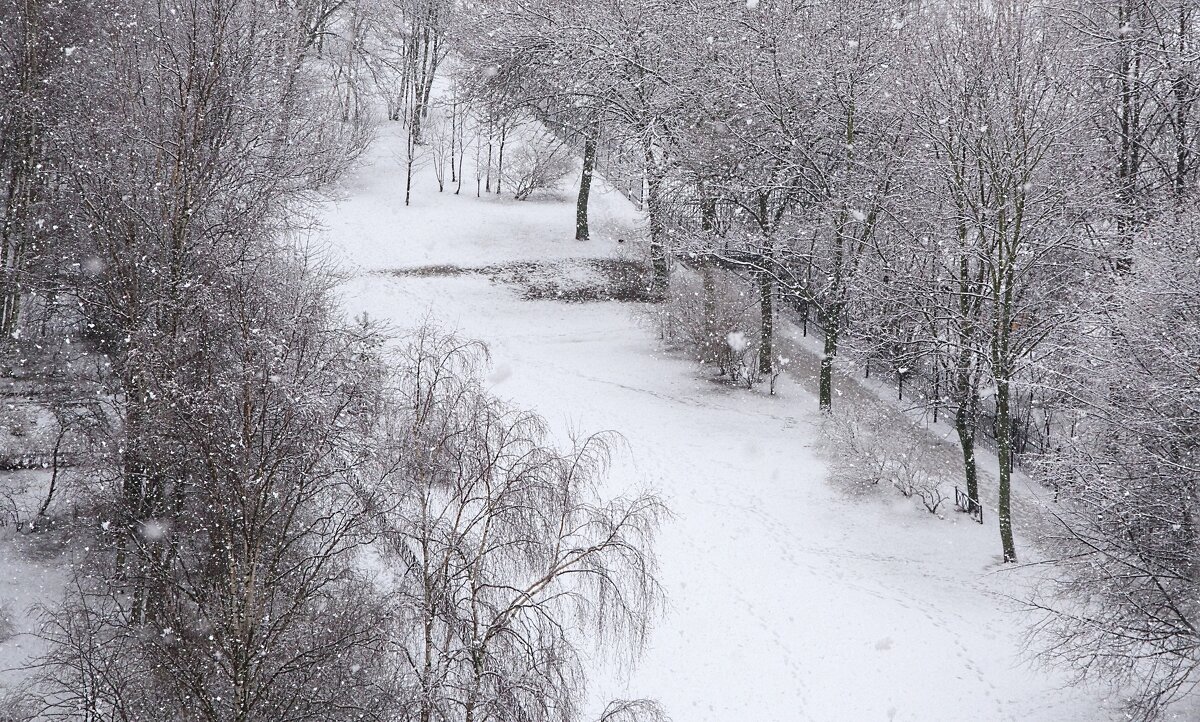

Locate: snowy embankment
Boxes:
[318,123,1111,722]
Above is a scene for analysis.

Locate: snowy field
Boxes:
[316,123,1116,722]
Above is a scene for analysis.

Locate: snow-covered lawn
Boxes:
[0,525,67,696]
[321,124,1110,722]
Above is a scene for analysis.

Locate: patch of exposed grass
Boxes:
[379,259,660,303]
[386,264,472,278]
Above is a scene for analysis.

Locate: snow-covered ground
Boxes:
[0,522,68,701]
[318,123,1115,722]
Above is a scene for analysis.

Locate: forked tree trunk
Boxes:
[995,373,1016,562]
[993,258,1018,562]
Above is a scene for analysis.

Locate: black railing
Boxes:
[955,486,984,525]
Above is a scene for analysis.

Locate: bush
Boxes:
[823,401,953,514]
[504,127,574,200]
[655,267,763,387]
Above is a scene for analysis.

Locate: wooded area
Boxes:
[1,0,1198,719]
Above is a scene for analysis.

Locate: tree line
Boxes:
[5,0,1200,718]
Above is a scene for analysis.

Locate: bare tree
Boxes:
[1032,206,1200,722]
[370,326,666,722]
[36,252,397,721]
[24,0,395,718]
[459,0,687,290]
[0,0,90,337]
[902,0,1091,561]
[1063,0,1200,270]
[596,699,670,722]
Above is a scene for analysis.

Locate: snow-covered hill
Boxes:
[317,123,1112,722]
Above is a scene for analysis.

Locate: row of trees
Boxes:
[0,0,665,720]
[5,0,1197,716]
[457,0,1085,558]
[453,0,1200,717]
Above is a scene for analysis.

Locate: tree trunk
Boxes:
[456,106,466,195]
[954,389,980,511]
[995,373,1017,562]
[485,126,493,193]
[950,232,984,512]
[419,542,434,722]
[409,27,431,144]
[449,101,457,184]
[643,144,668,293]
[700,196,717,232]
[496,124,508,195]
[1170,4,1192,201]
[35,425,66,519]
[0,0,44,338]
[1114,0,1142,274]
[406,151,414,207]
[576,135,596,240]
[0,152,32,335]
[992,253,1018,562]
[758,267,773,376]
[932,368,940,424]
[702,266,716,331]
[819,302,841,413]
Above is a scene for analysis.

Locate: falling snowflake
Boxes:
[140,519,171,541]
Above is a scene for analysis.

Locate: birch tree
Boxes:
[371,327,665,722]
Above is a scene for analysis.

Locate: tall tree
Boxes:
[907,0,1090,561]
[1067,0,1200,269]
[0,0,85,336]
